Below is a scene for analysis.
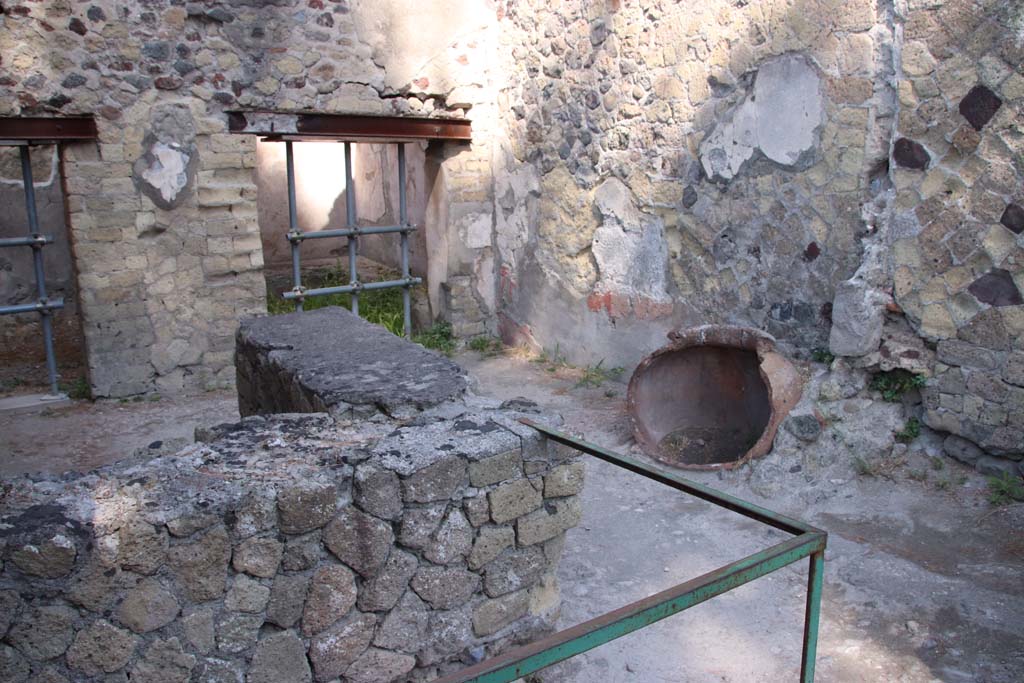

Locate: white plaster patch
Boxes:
[462,213,492,249]
[755,56,824,165]
[141,143,191,204]
[0,145,58,187]
[474,252,496,312]
[591,178,671,302]
[699,54,823,182]
[494,153,540,269]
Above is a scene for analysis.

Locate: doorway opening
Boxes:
[231,111,472,338]
[0,116,98,400]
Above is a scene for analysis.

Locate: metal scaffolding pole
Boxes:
[286,140,303,311]
[397,143,412,338]
[276,138,422,327]
[344,141,359,316]
[20,145,60,394]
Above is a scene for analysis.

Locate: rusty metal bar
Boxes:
[0,116,98,142]
[282,277,421,300]
[436,533,825,683]
[227,111,471,142]
[433,421,828,683]
[0,146,65,394]
[0,298,65,316]
[522,419,816,535]
[0,235,53,248]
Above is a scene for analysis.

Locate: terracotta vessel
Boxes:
[627,325,803,470]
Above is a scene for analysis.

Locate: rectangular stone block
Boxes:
[543,462,585,498]
[488,479,542,525]
[469,449,522,487]
[516,498,582,547]
[472,589,529,637]
[937,340,1000,370]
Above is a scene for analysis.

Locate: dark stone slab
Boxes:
[681,185,698,208]
[1000,203,1024,235]
[968,269,1023,308]
[893,137,930,170]
[236,307,468,418]
[959,85,1002,131]
[957,309,1010,350]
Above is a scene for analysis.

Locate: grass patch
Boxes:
[467,335,504,357]
[894,417,921,443]
[853,453,906,479]
[267,264,405,337]
[853,456,875,476]
[0,377,24,392]
[413,321,456,356]
[532,344,571,373]
[62,376,91,401]
[869,369,927,402]
[987,472,1024,506]
[575,359,624,388]
[811,347,835,364]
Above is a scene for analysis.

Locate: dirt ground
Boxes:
[1,351,1021,682]
[0,389,240,476]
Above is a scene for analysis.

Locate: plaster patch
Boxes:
[140,143,191,205]
[0,145,58,187]
[462,213,492,249]
[699,54,824,182]
[591,178,671,306]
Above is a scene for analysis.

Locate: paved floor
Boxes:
[1,351,1021,682]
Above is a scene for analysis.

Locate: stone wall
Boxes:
[235,307,469,420]
[886,0,1024,467]
[486,0,1022,465]
[0,0,500,396]
[0,402,582,683]
[1,0,1020,462]
[491,0,900,363]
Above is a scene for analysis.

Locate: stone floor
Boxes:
[0,389,239,477]
[1,351,1022,682]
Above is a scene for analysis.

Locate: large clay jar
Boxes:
[627,325,803,470]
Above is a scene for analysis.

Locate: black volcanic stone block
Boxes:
[1000,203,1024,235]
[968,268,1023,307]
[681,185,698,209]
[893,137,930,170]
[959,85,1002,131]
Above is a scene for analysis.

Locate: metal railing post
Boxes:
[397,143,411,338]
[20,145,60,395]
[344,141,359,316]
[286,140,303,311]
[433,420,828,683]
[800,550,825,682]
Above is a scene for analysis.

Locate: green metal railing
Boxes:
[436,419,827,683]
